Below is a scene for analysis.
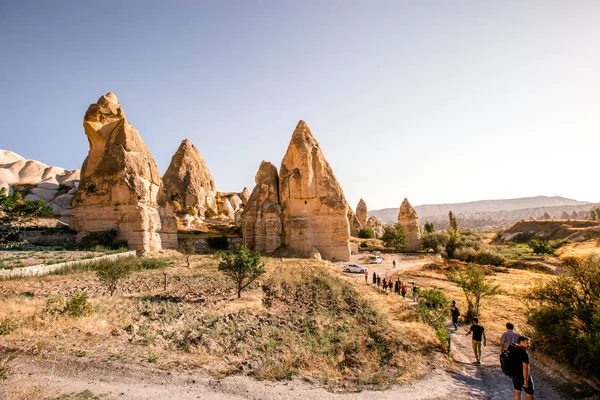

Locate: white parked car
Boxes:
[344,264,368,273]
[369,256,383,264]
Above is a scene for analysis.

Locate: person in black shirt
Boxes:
[511,335,535,399]
[466,317,486,365]
[450,300,460,331]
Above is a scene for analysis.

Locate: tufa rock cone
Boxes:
[397,198,420,251]
[241,161,283,253]
[356,198,368,228]
[279,121,350,261]
[70,93,177,252]
[367,215,384,239]
[163,139,217,217]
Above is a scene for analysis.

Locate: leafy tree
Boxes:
[526,254,600,373]
[528,239,555,255]
[218,244,266,298]
[179,239,196,267]
[95,256,137,296]
[0,187,53,246]
[446,263,501,321]
[423,221,435,234]
[380,223,407,252]
[420,231,449,255]
[445,229,460,259]
[358,228,374,239]
[590,207,600,221]
[448,210,458,233]
[416,288,451,352]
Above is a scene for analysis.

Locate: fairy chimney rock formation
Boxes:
[356,199,368,228]
[279,121,351,261]
[70,92,177,252]
[367,215,384,239]
[397,198,420,252]
[241,161,282,253]
[163,139,217,217]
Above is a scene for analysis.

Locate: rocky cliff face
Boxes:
[163,139,217,218]
[278,121,350,261]
[398,198,420,251]
[241,161,282,253]
[70,93,177,252]
[367,215,384,239]
[0,150,80,223]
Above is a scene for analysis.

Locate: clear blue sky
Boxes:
[1,1,599,210]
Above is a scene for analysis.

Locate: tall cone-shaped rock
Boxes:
[279,121,350,261]
[241,161,282,253]
[162,139,217,217]
[70,93,177,252]
[397,198,420,251]
[356,199,368,228]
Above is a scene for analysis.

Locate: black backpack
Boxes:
[500,344,520,376]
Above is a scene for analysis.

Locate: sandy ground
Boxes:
[0,255,571,399]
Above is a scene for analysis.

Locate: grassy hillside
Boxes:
[0,255,437,391]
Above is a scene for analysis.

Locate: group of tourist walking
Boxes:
[366,270,419,300]
[454,305,535,400]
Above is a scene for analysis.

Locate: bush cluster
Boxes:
[421,229,505,266]
[526,254,600,375]
[358,228,374,239]
[43,293,93,318]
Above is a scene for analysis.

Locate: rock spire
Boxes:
[397,198,420,251]
[70,93,177,252]
[162,139,217,217]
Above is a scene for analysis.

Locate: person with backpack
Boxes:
[372,272,377,285]
[507,336,535,399]
[500,322,520,353]
[450,300,460,331]
[466,317,486,365]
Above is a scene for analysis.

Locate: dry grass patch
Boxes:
[0,254,436,391]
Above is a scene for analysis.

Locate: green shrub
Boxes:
[528,239,555,255]
[381,223,407,252]
[96,256,138,296]
[476,249,505,266]
[139,258,169,270]
[526,254,600,375]
[0,317,18,335]
[42,293,92,318]
[359,242,368,249]
[358,228,374,239]
[187,206,197,216]
[207,235,229,250]
[454,247,478,263]
[204,207,217,218]
[63,293,93,317]
[416,289,450,352]
[421,231,450,255]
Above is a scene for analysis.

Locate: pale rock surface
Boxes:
[356,199,368,228]
[222,198,235,220]
[241,161,283,253]
[70,93,177,252]
[279,121,350,261]
[398,198,420,251]
[163,139,217,217]
[347,207,361,237]
[240,187,250,204]
[0,150,24,164]
[367,215,384,239]
[229,195,243,211]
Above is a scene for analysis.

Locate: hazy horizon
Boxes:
[2,1,599,209]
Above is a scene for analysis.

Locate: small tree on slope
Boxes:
[218,244,265,298]
[446,263,501,321]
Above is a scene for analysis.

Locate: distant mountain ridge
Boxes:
[370,196,594,229]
